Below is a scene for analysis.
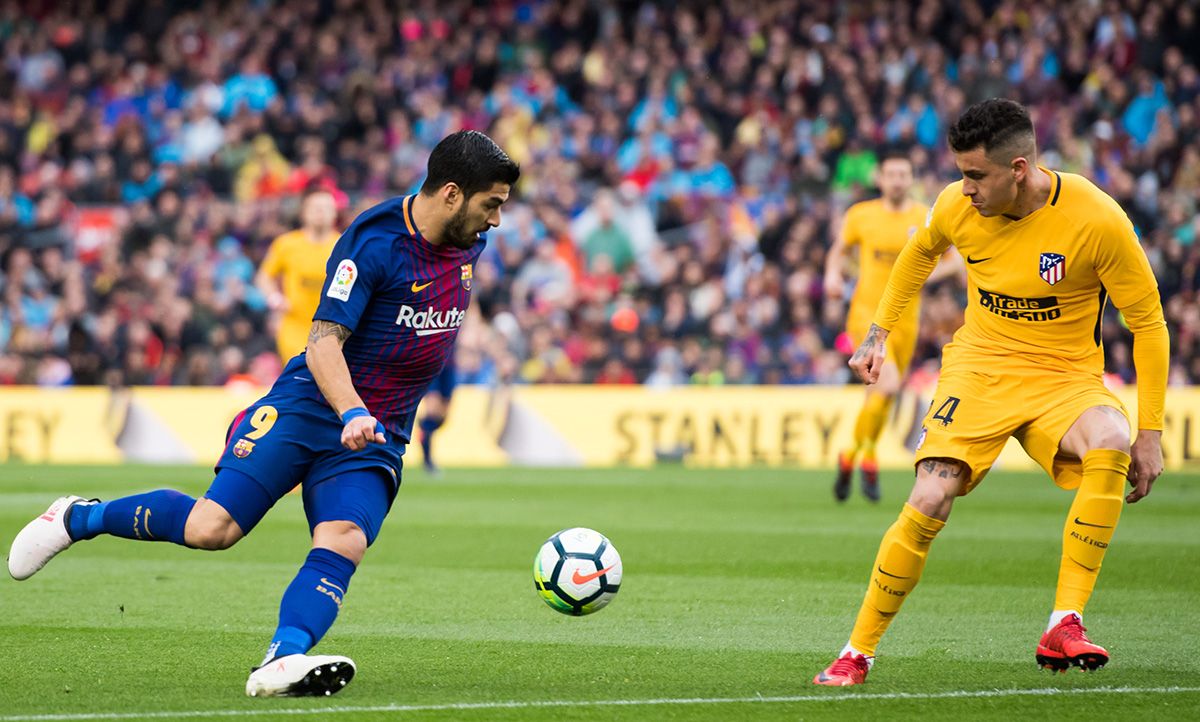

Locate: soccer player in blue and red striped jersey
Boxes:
[8,131,519,697]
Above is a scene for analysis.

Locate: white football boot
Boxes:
[8,495,89,580]
[246,654,356,697]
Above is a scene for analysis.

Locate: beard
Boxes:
[443,205,480,248]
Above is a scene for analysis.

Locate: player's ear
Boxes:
[441,182,463,210]
[1010,156,1028,182]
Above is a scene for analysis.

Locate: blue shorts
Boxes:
[208,390,406,544]
[428,360,457,399]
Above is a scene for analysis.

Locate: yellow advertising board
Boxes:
[1,385,1199,473]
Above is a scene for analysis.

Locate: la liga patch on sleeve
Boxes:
[327,259,358,301]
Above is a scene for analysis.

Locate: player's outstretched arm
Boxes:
[307,320,387,450]
[1120,293,1169,503]
[848,323,888,385]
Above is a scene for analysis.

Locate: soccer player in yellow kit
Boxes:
[814,99,1167,686]
[825,150,962,502]
[256,186,340,361]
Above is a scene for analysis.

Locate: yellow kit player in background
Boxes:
[255,186,340,360]
[824,150,963,502]
[815,99,1167,686]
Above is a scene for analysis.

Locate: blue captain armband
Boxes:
[341,407,386,437]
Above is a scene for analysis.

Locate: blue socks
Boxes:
[67,490,196,545]
[265,548,358,663]
[420,416,443,466]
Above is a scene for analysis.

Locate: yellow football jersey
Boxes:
[874,167,1168,429]
[260,229,339,360]
[842,198,928,338]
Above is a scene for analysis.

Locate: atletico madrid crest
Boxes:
[1039,253,1065,286]
[460,263,473,290]
[232,438,255,458]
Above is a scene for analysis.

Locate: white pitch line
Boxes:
[3,686,1199,722]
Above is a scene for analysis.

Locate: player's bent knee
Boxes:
[184,499,244,550]
[1064,406,1131,456]
[185,518,242,550]
[313,521,367,566]
[909,458,968,520]
[1090,427,1131,454]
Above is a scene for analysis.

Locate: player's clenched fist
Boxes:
[848,323,888,385]
[340,407,387,451]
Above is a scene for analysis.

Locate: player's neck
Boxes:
[302,226,330,242]
[882,197,909,213]
[409,193,446,245]
[1004,166,1052,220]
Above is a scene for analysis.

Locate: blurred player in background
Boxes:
[815,99,1167,686]
[8,131,519,698]
[418,359,456,476]
[256,185,341,361]
[824,150,963,502]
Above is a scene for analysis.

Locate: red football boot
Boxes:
[860,458,880,502]
[813,652,871,686]
[1036,614,1109,672]
[833,452,854,502]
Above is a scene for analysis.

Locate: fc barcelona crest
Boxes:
[232,438,255,458]
[1039,253,1066,286]
[460,263,473,290]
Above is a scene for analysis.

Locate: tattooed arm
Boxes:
[848,323,889,385]
[306,320,384,450]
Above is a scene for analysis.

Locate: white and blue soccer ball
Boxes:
[533,527,622,616]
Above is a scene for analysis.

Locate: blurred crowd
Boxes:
[0,0,1198,389]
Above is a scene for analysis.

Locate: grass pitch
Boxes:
[1,464,1198,721]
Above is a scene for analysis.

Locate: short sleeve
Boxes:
[312,213,395,333]
[260,235,287,277]
[841,205,862,248]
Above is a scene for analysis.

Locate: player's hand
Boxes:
[823,272,844,301]
[1126,429,1163,503]
[340,407,387,451]
[848,323,888,384]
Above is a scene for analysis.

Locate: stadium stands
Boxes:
[0,0,1196,387]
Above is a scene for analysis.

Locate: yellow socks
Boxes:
[844,393,893,465]
[848,503,945,656]
[1054,448,1130,613]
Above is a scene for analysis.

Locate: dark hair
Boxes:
[947,98,1035,160]
[300,179,333,201]
[420,130,520,198]
[878,148,913,167]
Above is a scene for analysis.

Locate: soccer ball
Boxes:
[533,527,622,616]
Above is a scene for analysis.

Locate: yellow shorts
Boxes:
[848,317,918,376]
[915,365,1127,493]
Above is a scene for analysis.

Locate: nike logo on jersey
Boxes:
[411,280,434,293]
[966,256,992,264]
[1073,517,1114,529]
[876,565,910,580]
[571,565,616,585]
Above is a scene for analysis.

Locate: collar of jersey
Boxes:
[402,194,427,243]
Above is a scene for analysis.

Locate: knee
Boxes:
[187,519,241,550]
[1088,428,1131,455]
[908,458,967,520]
[313,521,368,566]
[1065,407,1131,456]
[907,483,956,519]
[184,502,243,550]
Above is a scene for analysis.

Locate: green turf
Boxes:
[1,464,1198,721]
